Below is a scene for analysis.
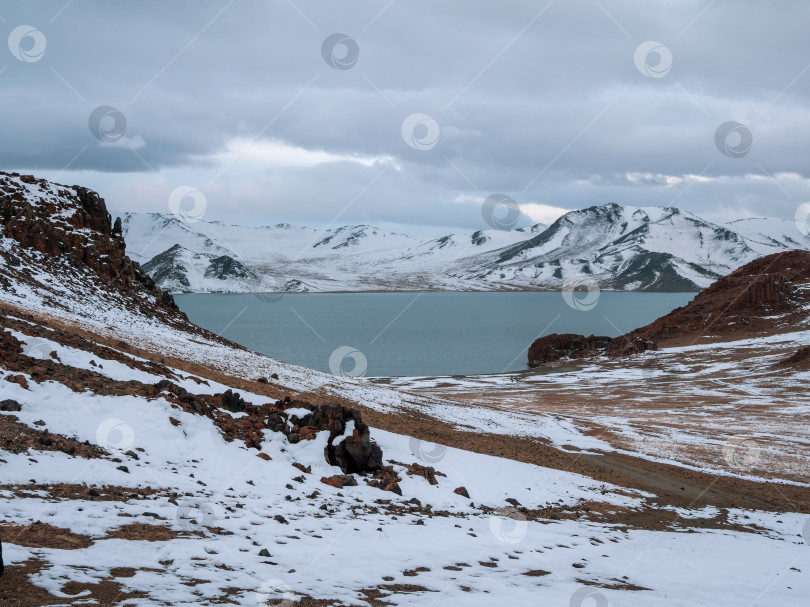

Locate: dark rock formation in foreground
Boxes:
[529,250,810,367]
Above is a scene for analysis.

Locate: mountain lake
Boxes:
[174,291,696,377]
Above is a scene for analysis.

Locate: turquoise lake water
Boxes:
[174,292,695,377]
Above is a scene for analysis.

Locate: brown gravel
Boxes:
[0,521,93,549]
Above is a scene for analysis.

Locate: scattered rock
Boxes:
[320,474,358,489]
[258,548,270,557]
[4,374,29,389]
[219,390,245,413]
[453,486,470,498]
[0,399,21,412]
[365,466,402,495]
[394,461,440,485]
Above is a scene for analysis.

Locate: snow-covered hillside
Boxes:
[122,205,810,293]
[3,171,810,606]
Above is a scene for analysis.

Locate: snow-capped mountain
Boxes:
[121,205,810,293]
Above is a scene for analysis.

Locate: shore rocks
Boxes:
[528,251,810,366]
[528,333,615,367]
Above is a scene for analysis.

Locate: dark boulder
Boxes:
[0,399,22,411]
[528,333,615,367]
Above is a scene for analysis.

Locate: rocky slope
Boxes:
[2,171,810,606]
[121,204,810,293]
[528,249,810,366]
[0,172,180,321]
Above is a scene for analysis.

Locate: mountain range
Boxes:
[121,204,810,293]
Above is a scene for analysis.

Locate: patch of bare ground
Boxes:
[59,579,150,605]
[2,483,173,501]
[359,584,435,606]
[497,500,760,533]
[0,521,93,549]
[577,577,651,591]
[523,569,551,576]
[1,309,182,380]
[0,558,71,606]
[0,414,108,458]
[104,523,195,542]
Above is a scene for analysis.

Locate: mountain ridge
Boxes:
[122,204,810,294]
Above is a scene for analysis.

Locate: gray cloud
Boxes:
[2,0,810,230]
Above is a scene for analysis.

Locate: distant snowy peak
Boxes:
[122,205,810,293]
[141,244,263,293]
[726,217,810,254]
[312,225,414,250]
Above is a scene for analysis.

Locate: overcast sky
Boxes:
[2,0,810,234]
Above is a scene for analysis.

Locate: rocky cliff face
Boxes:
[0,171,177,310]
[528,250,810,366]
[618,249,810,347]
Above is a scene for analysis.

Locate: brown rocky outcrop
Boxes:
[154,387,384,474]
[528,334,615,367]
[292,402,383,474]
[0,172,177,308]
[320,474,358,489]
[528,250,810,366]
[615,250,810,347]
